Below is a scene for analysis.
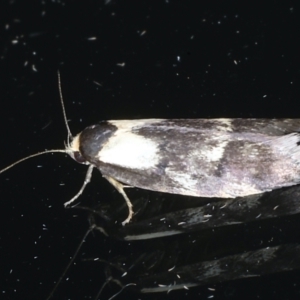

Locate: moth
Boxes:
[2,73,300,225]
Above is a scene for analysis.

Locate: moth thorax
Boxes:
[78,122,118,163]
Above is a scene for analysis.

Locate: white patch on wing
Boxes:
[99,120,163,169]
[204,140,229,162]
[272,133,300,159]
[168,173,198,192]
[164,137,230,196]
[192,139,229,163]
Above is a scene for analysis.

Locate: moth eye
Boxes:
[73,151,87,164]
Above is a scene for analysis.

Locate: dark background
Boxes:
[1,1,300,299]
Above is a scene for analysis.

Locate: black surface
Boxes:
[1,1,300,300]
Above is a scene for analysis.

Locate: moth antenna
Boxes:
[57,70,73,148]
[107,283,137,300]
[95,277,113,300]
[95,276,135,300]
[0,150,67,174]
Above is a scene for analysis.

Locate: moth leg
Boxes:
[64,164,94,207]
[103,175,134,226]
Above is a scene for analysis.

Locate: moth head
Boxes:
[66,133,89,165]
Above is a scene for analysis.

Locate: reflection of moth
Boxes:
[59,187,300,298]
[74,186,300,299]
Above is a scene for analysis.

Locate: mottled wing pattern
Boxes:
[98,119,300,198]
